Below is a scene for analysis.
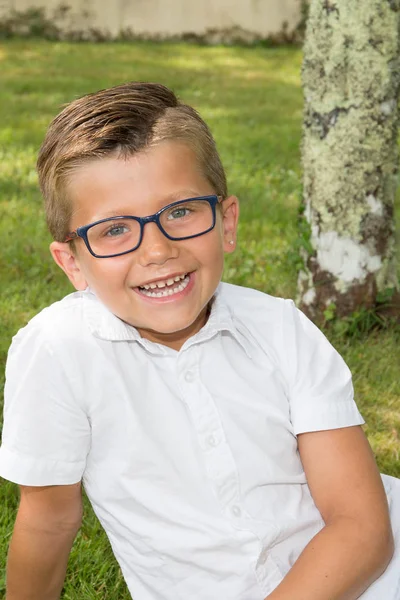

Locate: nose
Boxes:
[136,221,178,266]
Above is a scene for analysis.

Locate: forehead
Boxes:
[67,141,214,225]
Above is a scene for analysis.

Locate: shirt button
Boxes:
[184,371,195,383]
[231,505,242,518]
[207,434,218,447]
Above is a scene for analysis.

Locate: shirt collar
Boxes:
[82,285,252,358]
[181,287,253,358]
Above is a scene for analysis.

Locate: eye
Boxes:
[167,206,192,220]
[104,224,130,237]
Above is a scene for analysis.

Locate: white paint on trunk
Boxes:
[366,194,384,215]
[302,287,317,305]
[315,231,382,283]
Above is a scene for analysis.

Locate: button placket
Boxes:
[177,348,242,513]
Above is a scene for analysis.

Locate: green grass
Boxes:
[0,39,399,598]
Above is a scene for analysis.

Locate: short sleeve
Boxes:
[0,324,91,486]
[281,300,365,435]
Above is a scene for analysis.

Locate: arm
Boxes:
[266,426,394,600]
[6,482,83,600]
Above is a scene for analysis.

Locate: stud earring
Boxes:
[229,240,234,245]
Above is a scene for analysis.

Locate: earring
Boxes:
[229,240,234,245]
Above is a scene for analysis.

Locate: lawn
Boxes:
[0,39,399,598]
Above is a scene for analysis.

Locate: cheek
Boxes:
[211,235,225,261]
[81,259,131,288]
[200,241,225,278]
[202,226,225,254]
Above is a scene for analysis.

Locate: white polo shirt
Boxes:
[2,282,397,599]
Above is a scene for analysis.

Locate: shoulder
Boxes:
[216,282,298,363]
[5,292,99,402]
[216,281,333,363]
[218,281,290,329]
[9,290,95,357]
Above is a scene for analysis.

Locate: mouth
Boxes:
[136,273,190,298]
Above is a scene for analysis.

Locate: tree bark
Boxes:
[299,0,400,320]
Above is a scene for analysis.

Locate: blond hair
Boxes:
[37,82,227,241]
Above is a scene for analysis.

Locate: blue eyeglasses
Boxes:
[64,195,222,258]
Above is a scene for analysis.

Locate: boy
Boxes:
[0,82,399,600]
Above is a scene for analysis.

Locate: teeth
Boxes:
[139,275,190,298]
[140,273,187,291]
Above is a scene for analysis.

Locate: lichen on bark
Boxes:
[299,0,400,319]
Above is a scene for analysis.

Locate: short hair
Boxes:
[37,82,227,241]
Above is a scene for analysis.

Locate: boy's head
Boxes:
[37,82,227,243]
[39,82,239,350]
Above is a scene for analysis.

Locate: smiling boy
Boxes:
[53,141,237,349]
[0,82,399,600]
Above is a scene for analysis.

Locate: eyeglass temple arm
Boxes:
[64,231,78,242]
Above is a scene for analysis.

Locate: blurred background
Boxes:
[0,0,302,42]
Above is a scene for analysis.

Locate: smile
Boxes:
[137,273,190,298]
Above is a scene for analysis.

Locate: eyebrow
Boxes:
[92,190,206,220]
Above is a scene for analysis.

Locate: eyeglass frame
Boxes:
[64,194,223,258]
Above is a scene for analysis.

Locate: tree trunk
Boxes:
[299,0,400,320]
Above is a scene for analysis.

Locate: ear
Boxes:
[221,195,239,253]
[50,241,88,291]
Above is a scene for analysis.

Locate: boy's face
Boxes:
[50,141,239,350]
